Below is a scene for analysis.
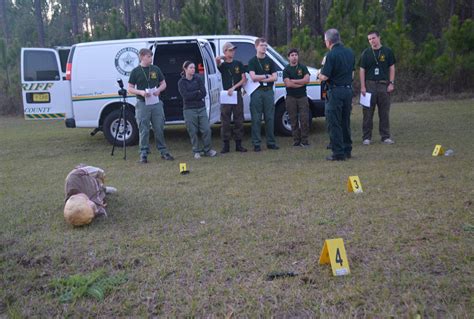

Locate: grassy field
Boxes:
[1,99,473,317]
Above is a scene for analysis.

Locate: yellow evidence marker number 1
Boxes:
[432,144,444,156]
[348,176,363,193]
[319,238,350,276]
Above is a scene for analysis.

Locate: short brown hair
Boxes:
[255,37,267,46]
[139,48,153,56]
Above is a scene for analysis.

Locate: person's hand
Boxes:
[153,89,161,96]
[216,56,223,66]
[361,87,366,96]
[143,90,151,97]
[227,88,234,96]
[387,83,394,93]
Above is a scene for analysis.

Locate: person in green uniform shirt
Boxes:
[216,42,248,153]
[128,48,174,164]
[283,48,311,147]
[247,38,279,152]
[360,30,396,145]
[318,29,355,161]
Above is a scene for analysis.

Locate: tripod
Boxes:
[111,79,129,160]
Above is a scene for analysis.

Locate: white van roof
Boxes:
[72,35,259,48]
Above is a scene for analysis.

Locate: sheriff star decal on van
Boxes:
[115,47,139,76]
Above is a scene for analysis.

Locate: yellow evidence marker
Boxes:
[347,176,363,193]
[179,163,190,175]
[432,144,444,156]
[319,238,350,276]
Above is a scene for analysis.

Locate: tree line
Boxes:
[1,0,473,115]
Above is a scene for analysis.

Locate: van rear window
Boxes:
[23,50,60,82]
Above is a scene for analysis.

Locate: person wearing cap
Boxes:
[247,37,279,152]
[283,48,311,147]
[128,48,174,164]
[64,165,117,226]
[216,42,248,153]
[318,28,355,161]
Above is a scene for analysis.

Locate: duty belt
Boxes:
[257,86,273,91]
[367,80,388,84]
[329,84,352,89]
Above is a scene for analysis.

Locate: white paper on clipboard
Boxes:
[220,90,238,104]
[243,74,260,95]
[145,88,160,105]
[359,92,372,108]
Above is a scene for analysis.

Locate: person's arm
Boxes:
[153,79,166,96]
[128,83,148,98]
[291,74,310,85]
[318,73,328,81]
[228,72,247,95]
[284,77,303,88]
[388,64,395,93]
[198,76,207,99]
[178,79,201,100]
[249,71,267,82]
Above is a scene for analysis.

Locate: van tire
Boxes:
[274,100,313,136]
[103,109,138,146]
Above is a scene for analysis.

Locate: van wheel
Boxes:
[103,109,138,146]
[274,101,313,136]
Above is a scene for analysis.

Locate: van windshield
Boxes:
[268,47,288,67]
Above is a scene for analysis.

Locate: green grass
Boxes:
[1,99,473,317]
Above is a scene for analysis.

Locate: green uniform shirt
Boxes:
[321,43,355,87]
[218,60,245,90]
[359,46,395,81]
[247,55,276,88]
[283,63,310,98]
[128,65,165,101]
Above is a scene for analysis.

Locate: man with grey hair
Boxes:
[318,29,355,161]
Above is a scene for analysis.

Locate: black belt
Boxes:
[258,86,273,91]
[329,84,352,89]
[367,80,388,84]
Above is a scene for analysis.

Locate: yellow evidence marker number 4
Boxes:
[348,176,363,193]
[432,144,444,156]
[319,238,350,276]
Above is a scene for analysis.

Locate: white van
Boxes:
[21,35,325,145]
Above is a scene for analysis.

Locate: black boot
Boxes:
[221,140,230,153]
[235,140,247,152]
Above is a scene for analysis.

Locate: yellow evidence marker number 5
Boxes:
[348,176,363,193]
[319,238,350,276]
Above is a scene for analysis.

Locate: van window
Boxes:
[267,47,288,69]
[57,49,70,73]
[24,50,60,81]
[231,42,256,66]
[203,44,216,74]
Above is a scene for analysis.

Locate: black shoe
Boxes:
[345,153,352,159]
[267,144,280,150]
[161,153,174,161]
[301,142,310,147]
[326,155,345,161]
[326,144,332,150]
[235,140,247,152]
[221,140,230,153]
[254,145,261,152]
[293,141,302,147]
[139,155,148,164]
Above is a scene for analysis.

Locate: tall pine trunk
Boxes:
[226,0,235,33]
[70,0,80,40]
[138,0,146,37]
[285,0,292,45]
[263,0,269,39]
[34,0,45,47]
[123,0,131,34]
[0,0,9,43]
[154,0,161,36]
[239,0,246,34]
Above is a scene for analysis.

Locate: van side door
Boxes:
[197,39,221,124]
[21,48,72,120]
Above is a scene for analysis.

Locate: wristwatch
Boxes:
[389,80,395,85]
[265,74,269,79]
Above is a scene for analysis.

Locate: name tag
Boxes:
[374,68,379,76]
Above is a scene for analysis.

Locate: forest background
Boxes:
[0,0,473,115]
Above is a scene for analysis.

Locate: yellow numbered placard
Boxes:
[319,238,350,276]
[347,176,363,193]
[179,163,189,175]
[432,144,444,156]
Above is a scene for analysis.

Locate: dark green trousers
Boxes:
[325,87,352,157]
[250,89,276,147]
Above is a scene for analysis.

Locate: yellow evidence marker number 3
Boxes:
[319,238,350,276]
[432,144,444,156]
[348,176,363,193]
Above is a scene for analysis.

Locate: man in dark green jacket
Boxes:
[318,29,355,161]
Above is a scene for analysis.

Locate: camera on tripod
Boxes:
[117,78,127,97]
